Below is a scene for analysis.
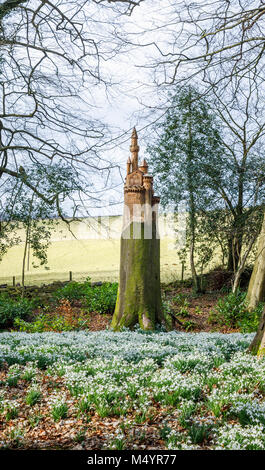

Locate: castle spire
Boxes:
[130,127,139,172]
[127,156,131,175]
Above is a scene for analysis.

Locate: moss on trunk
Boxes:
[111,221,165,331]
[246,213,265,310]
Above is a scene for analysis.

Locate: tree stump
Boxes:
[111,127,167,331]
[111,221,163,330]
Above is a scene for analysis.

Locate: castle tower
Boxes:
[111,128,164,331]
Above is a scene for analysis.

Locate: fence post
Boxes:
[69,271,72,282]
[13,276,15,287]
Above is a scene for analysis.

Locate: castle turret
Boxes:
[130,127,139,172]
[127,157,131,175]
[139,158,148,174]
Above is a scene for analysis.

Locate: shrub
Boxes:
[238,304,263,333]
[14,314,76,333]
[85,282,118,314]
[54,278,118,314]
[13,298,91,333]
[209,290,263,331]
[0,295,33,328]
[210,291,247,328]
[53,279,91,301]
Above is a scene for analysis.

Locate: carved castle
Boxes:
[123,127,160,231]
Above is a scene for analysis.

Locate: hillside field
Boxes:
[0,238,187,286]
[0,215,254,286]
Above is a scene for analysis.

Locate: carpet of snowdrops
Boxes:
[1,329,265,450]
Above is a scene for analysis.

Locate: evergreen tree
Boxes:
[147,86,265,291]
[147,87,225,291]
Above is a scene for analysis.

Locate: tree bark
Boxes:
[227,237,234,271]
[21,220,31,297]
[232,233,257,293]
[246,212,265,310]
[227,227,243,272]
[187,88,201,293]
[189,217,200,293]
[249,306,265,355]
[111,221,165,331]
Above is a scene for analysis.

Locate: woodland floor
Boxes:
[0,331,258,450]
[1,284,251,451]
[0,329,257,451]
[87,287,235,334]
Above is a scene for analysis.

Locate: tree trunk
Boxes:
[232,233,257,293]
[21,194,34,297]
[111,221,165,331]
[232,264,244,294]
[249,306,265,355]
[21,223,30,298]
[227,233,242,272]
[189,224,200,293]
[187,88,201,294]
[246,212,265,310]
[227,237,234,271]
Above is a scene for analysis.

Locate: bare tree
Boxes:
[211,75,265,287]
[136,0,265,92]
[0,0,143,218]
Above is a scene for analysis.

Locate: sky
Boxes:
[1,0,205,217]
[80,0,179,216]
[4,1,262,218]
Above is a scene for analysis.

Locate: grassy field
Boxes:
[0,214,252,286]
[0,238,188,286]
[0,237,253,287]
[0,216,196,285]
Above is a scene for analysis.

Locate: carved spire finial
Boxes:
[130,127,139,172]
